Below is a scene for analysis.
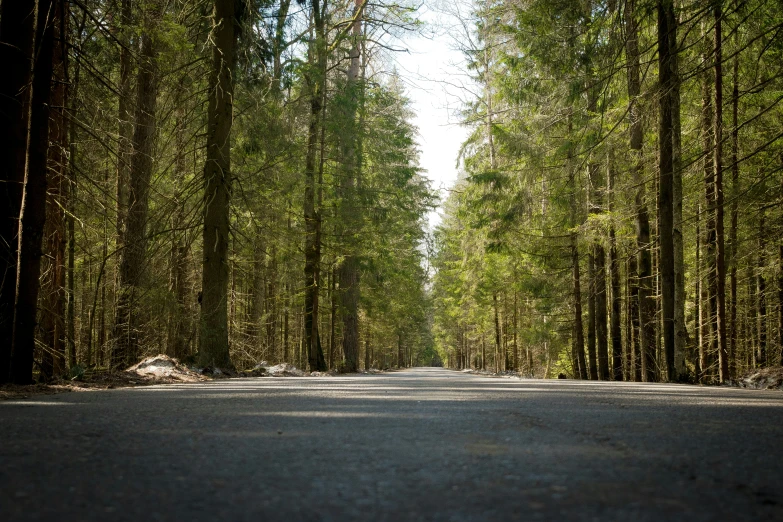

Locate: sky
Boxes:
[391,3,473,230]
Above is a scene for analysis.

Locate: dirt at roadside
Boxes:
[0,354,209,401]
[0,355,369,401]
[729,366,783,390]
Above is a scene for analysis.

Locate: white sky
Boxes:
[392,3,473,230]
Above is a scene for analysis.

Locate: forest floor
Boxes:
[1,367,781,521]
[0,356,363,401]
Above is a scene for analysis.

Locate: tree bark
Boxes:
[657,0,676,383]
[729,24,739,379]
[199,0,239,370]
[624,0,652,382]
[609,160,623,380]
[112,1,161,369]
[668,2,688,380]
[337,0,365,373]
[587,251,598,379]
[0,0,36,383]
[11,0,57,384]
[303,0,328,372]
[115,0,132,251]
[40,0,69,380]
[757,213,767,367]
[713,2,729,382]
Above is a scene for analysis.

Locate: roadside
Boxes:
[0,355,384,401]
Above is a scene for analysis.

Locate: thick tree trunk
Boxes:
[303,0,327,372]
[40,0,69,380]
[199,0,238,370]
[337,0,365,373]
[112,2,161,369]
[11,0,57,384]
[0,0,36,383]
[657,0,676,383]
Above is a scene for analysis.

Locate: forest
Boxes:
[1,0,782,386]
[432,0,783,383]
[0,0,435,385]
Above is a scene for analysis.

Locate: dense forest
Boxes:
[2,0,782,386]
[0,0,435,384]
[432,0,783,383]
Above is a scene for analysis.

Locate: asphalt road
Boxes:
[1,368,781,521]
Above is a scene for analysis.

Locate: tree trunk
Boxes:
[587,252,598,379]
[397,332,403,368]
[757,213,767,367]
[493,293,502,371]
[337,0,365,373]
[40,0,69,380]
[713,2,729,382]
[729,27,739,379]
[571,235,588,380]
[701,23,718,382]
[625,0,655,383]
[115,0,132,251]
[609,161,623,380]
[668,2,688,380]
[199,0,238,370]
[513,290,519,372]
[657,0,676,383]
[303,0,327,372]
[112,1,161,369]
[778,244,783,366]
[11,0,57,384]
[0,0,36,383]
[696,203,706,381]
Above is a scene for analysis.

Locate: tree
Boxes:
[0,0,37,383]
[199,0,240,370]
[111,0,163,370]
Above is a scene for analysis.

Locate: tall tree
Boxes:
[303,0,328,371]
[0,0,37,383]
[199,0,240,369]
[337,0,366,373]
[111,0,162,369]
[713,1,729,382]
[658,0,676,382]
[11,0,57,384]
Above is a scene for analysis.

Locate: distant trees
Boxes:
[432,0,783,382]
[0,0,434,383]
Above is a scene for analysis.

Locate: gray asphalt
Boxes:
[1,368,781,521]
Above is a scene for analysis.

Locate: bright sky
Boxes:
[393,2,473,230]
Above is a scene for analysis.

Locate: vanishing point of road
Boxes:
[1,368,781,521]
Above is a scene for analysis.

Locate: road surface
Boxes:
[1,368,781,521]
